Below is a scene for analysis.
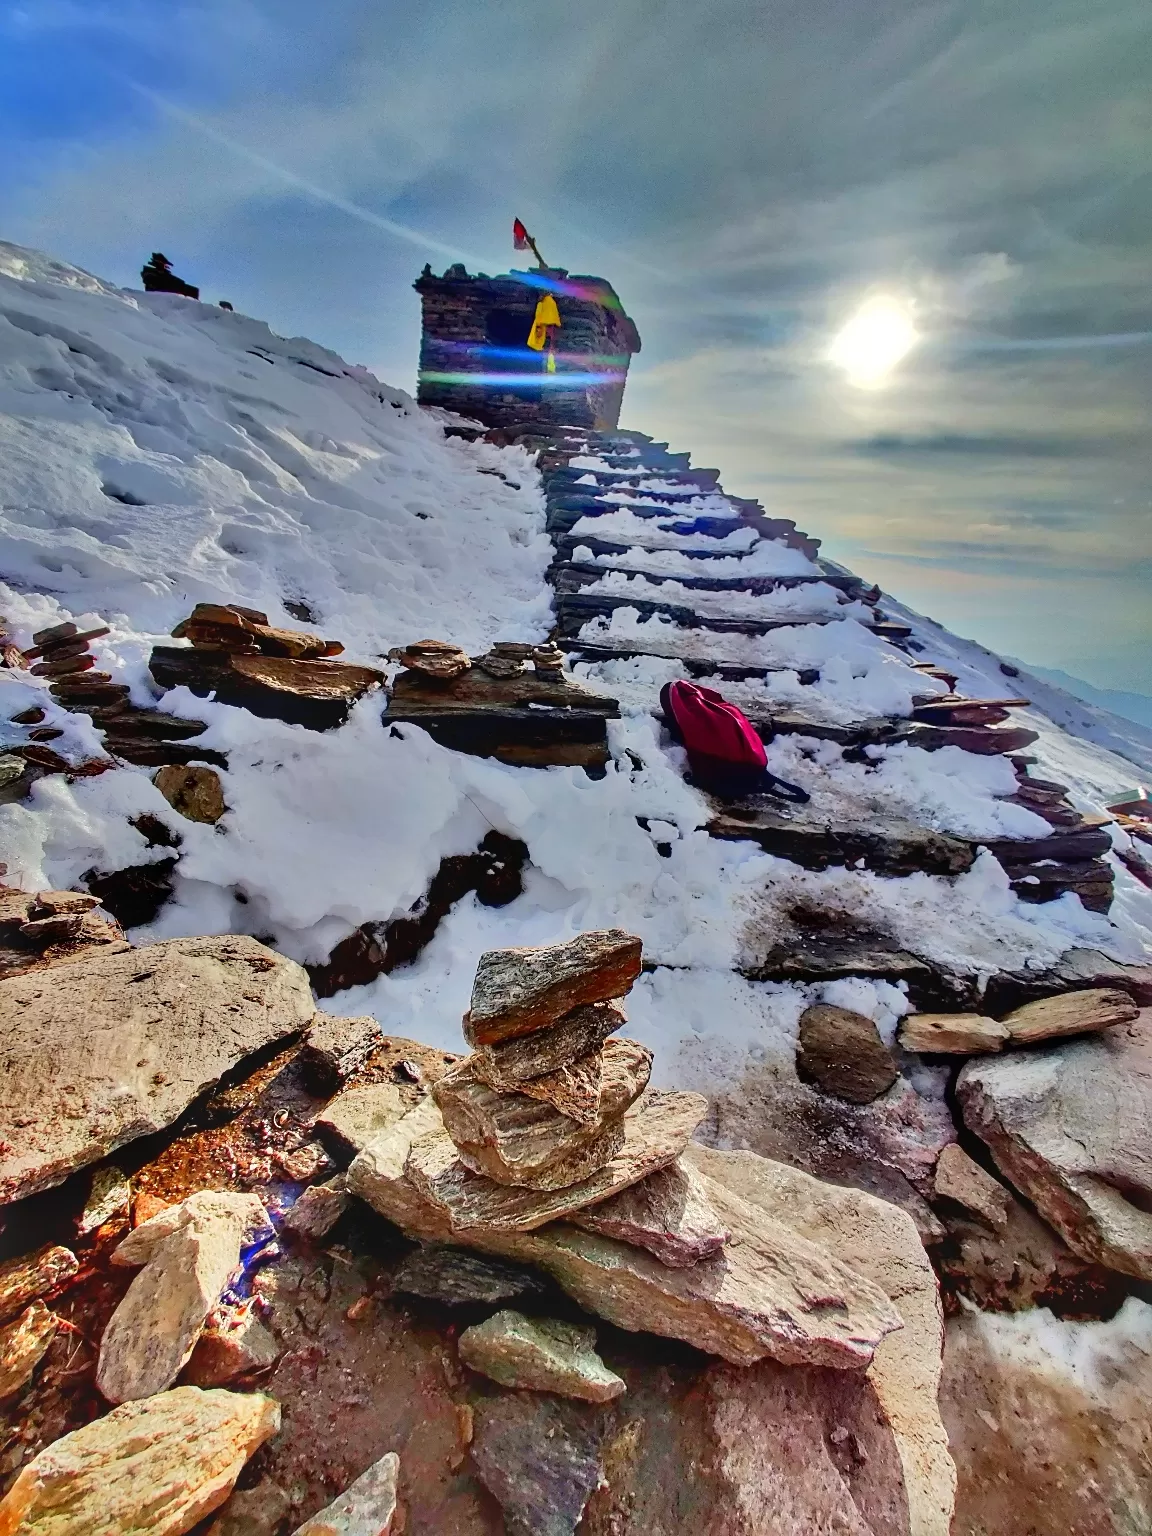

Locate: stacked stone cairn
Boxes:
[171,602,345,660]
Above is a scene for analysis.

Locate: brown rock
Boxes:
[0,1385,280,1535]
[464,929,643,1045]
[291,1450,400,1534]
[432,1042,652,1188]
[470,1393,603,1536]
[458,1310,625,1402]
[395,638,471,680]
[315,1084,405,1159]
[0,1244,78,1324]
[408,1091,708,1231]
[344,1099,453,1241]
[97,1191,272,1403]
[206,1479,293,1536]
[570,1158,729,1267]
[391,1244,549,1306]
[184,1305,281,1386]
[0,1302,59,1399]
[932,1144,1010,1231]
[796,1004,899,1104]
[685,1144,954,1535]
[899,1013,1008,1054]
[958,1013,1152,1278]
[513,1047,610,1125]
[999,986,1139,1044]
[471,999,626,1089]
[0,936,316,1204]
[280,1177,350,1240]
[153,763,227,824]
[300,1015,384,1093]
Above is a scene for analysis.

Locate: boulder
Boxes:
[795,1004,899,1104]
[898,1012,1008,1054]
[183,1305,281,1386]
[290,1451,399,1535]
[431,1042,652,1189]
[390,1244,549,1306]
[207,1479,294,1536]
[684,1145,955,1536]
[97,1191,272,1403]
[999,986,1138,1044]
[464,930,643,1046]
[406,1091,707,1230]
[471,999,626,1089]
[570,1158,729,1267]
[932,1144,1009,1232]
[149,647,384,732]
[458,1310,625,1402]
[0,1245,78,1323]
[300,1015,385,1093]
[958,1013,1152,1278]
[0,1386,280,1536]
[0,936,316,1204]
[280,1178,350,1241]
[470,1393,605,1536]
[0,1302,59,1400]
[153,763,227,824]
[315,1084,405,1159]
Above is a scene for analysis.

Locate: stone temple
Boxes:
[414,262,641,432]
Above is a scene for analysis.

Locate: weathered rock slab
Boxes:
[0,1385,280,1536]
[464,930,642,1045]
[407,1091,708,1230]
[98,1191,272,1403]
[899,1013,1008,1054]
[932,1145,1009,1232]
[471,999,625,1089]
[0,935,316,1204]
[315,1084,405,1159]
[0,1302,59,1400]
[300,1015,385,1094]
[153,763,227,824]
[958,1012,1152,1278]
[291,1450,399,1535]
[0,1244,78,1324]
[184,1305,281,1386]
[345,1100,453,1241]
[470,1392,604,1536]
[458,1310,625,1402]
[390,1244,548,1306]
[280,1177,350,1241]
[77,1165,132,1236]
[796,1004,899,1104]
[570,1157,729,1266]
[1000,986,1138,1044]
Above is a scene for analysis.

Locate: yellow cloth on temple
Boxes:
[527,294,561,350]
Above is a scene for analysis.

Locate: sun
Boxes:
[828,296,919,388]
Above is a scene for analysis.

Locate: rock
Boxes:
[280,1178,351,1240]
[206,1479,294,1536]
[470,1392,604,1536]
[932,1145,1009,1232]
[459,1310,625,1402]
[315,1084,405,1159]
[407,1091,708,1230]
[0,1385,280,1535]
[0,1245,78,1323]
[471,999,626,1089]
[0,1302,59,1399]
[97,1191,272,1403]
[898,1013,1008,1054]
[512,1047,611,1126]
[300,1015,384,1093]
[390,1244,549,1306]
[795,1004,900,1104]
[153,763,227,824]
[685,1144,955,1535]
[933,1181,1096,1313]
[291,1450,400,1534]
[393,638,471,680]
[464,930,643,1046]
[569,1157,729,1267]
[77,1165,131,1236]
[0,935,316,1204]
[345,1099,454,1241]
[431,1042,652,1189]
[183,1304,281,1385]
[149,647,384,732]
[958,1014,1152,1278]
[999,986,1138,1044]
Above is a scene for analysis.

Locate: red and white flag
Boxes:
[512,218,531,251]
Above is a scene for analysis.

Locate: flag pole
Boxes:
[526,234,549,271]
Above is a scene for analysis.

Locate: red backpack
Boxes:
[659,680,809,801]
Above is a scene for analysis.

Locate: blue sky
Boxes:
[2,0,1150,690]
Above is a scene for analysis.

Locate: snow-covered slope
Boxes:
[1,242,1149,1087]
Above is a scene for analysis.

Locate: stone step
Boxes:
[559,639,813,681]
[546,501,745,538]
[553,590,847,639]
[548,561,862,597]
[554,532,778,563]
[708,804,976,877]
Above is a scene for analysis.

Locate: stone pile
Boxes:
[0,884,128,981]
[150,605,383,732]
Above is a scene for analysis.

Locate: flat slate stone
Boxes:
[569,1157,730,1267]
[471,1000,626,1089]
[709,806,975,878]
[1000,987,1138,1044]
[464,930,643,1045]
[391,1244,549,1306]
[280,1177,351,1241]
[0,1244,78,1324]
[291,1450,400,1535]
[933,1145,1010,1232]
[458,1310,625,1402]
[899,1014,1009,1055]
[406,1091,710,1232]
[0,936,315,1205]
[470,1392,605,1536]
[314,1084,405,1159]
[0,1301,59,1400]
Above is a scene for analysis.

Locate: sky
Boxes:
[1,0,1149,691]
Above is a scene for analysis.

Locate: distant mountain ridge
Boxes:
[1011,664,1152,732]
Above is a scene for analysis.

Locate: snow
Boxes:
[1,239,1148,1089]
[580,569,859,622]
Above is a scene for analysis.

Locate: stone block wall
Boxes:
[414,264,641,431]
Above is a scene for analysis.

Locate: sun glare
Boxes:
[828,296,919,387]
